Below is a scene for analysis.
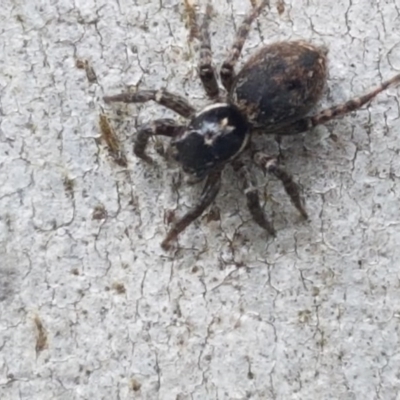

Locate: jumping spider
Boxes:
[104,1,400,249]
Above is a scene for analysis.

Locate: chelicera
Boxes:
[104,1,400,249]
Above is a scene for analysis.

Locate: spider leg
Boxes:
[104,90,195,118]
[287,73,400,135]
[161,169,222,249]
[253,153,308,219]
[198,4,220,99]
[220,0,269,92]
[233,160,275,236]
[135,119,184,163]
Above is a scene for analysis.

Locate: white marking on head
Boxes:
[196,103,230,117]
[220,118,228,127]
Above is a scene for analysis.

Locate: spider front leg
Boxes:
[286,73,400,135]
[233,160,276,236]
[253,153,308,219]
[135,119,185,163]
[104,89,195,118]
[161,169,222,250]
[198,4,220,99]
[220,0,269,92]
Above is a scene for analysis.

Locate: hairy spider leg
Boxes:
[220,0,269,92]
[104,89,195,118]
[161,169,222,249]
[253,153,308,219]
[134,119,185,163]
[233,160,276,236]
[287,73,400,135]
[198,3,220,99]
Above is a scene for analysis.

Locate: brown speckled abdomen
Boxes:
[231,41,327,133]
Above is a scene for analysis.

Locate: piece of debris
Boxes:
[99,114,128,167]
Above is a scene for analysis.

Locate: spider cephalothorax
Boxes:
[104,1,400,249]
[172,103,250,179]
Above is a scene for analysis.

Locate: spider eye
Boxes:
[173,104,249,177]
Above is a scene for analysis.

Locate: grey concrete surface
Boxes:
[1,0,400,399]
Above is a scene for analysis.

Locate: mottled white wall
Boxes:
[1,0,400,399]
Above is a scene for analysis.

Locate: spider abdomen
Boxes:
[231,41,327,133]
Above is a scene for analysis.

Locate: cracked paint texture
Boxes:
[1,0,400,399]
